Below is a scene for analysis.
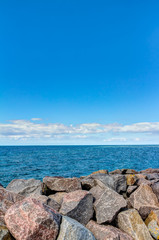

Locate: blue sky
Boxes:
[0,0,159,145]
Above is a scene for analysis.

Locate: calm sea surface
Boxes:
[0,145,159,187]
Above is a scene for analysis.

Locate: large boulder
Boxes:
[5,197,61,240]
[118,209,153,240]
[86,220,133,240]
[57,216,96,240]
[0,188,24,223]
[59,190,94,225]
[129,184,159,219]
[85,173,127,193]
[6,179,42,197]
[43,177,81,193]
[91,185,127,224]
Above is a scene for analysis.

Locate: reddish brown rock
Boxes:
[5,197,61,240]
[129,184,159,219]
[59,190,94,225]
[43,177,81,193]
[91,170,108,175]
[92,184,127,224]
[86,220,133,240]
[109,169,122,174]
[0,188,24,223]
[140,168,159,174]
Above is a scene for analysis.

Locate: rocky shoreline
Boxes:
[1,168,159,239]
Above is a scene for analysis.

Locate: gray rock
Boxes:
[127,186,138,196]
[60,190,94,225]
[6,179,42,197]
[57,216,96,240]
[146,173,159,180]
[81,178,95,190]
[93,185,127,224]
[49,192,67,205]
[36,195,60,212]
[151,181,159,201]
[90,173,127,193]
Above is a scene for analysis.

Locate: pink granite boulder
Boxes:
[5,197,61,240]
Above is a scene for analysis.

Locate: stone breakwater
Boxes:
[1,168,159,239]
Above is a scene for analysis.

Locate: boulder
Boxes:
[43,177,81,193]
[5,197,61,240]
[126,174,138,186]
[146,220,159,240]
[109,169,122,174]
[121,169,138,174]
[49,192,67,205]
[145,210,159,226]
[86,220,133,240]
[91,173,127,193]
[57,216,95,240]
[59,190,94,225]
[118,209,153,240]
[80,178,95,191]
[0,225,13,240]
[151,181,159,201]
[91,170,108,175]
[126,186,138,196]
[136,178,151,186]
[0,188,24,223]
[6,179,42,197]
[129,184,159,219]
[36,195,60,212]
[146,173,159,180]
[92,184,127,224]
[140,168,159,174]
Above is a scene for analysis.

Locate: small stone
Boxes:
[126,174,138,186]
[5,197,61,240]
[129,184,159,219]
[49,192,67,205]
[146,220,159,240]
[86,220,133,240]
[0,225,12,240]
[6,179,42,197]
[118,209,153,239]
[59,190,94,225]
[93,185,127,224]
[57,216,96,240]
[43,177,81,193]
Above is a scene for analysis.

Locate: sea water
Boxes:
[0,145,159,187]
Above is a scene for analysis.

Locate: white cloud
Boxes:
[0,120,159,143]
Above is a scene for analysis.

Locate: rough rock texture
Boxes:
[86,220,133,240]
[57,216,95,240]
[43,177,81,193]
[127,186,138,196]
[140,168,159,174]
[126,174,138,186]
[91,173,127,193]
[5,197,61,240]
[121,169,138,174]
[118,209,153,240]
[146,173,159,180]
[109,169,122,174]
[6,179,42,197]
[91,170,108,175]
[49,192,67,205]
[146,220,159,240]
[129,184,159,219]
[151,181,159,201]
[0,188,24,223]
[59,190,94,225]
[80,178,95,191]
[36,195,60,212]
[136,178,151,186]
[0,225,13,240]
[93,185,127,224]
[145,210,159,226]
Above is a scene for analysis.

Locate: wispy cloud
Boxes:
[0,120,159,142]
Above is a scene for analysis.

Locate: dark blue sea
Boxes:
[0,145,159,187]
